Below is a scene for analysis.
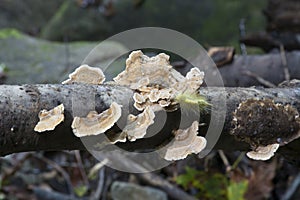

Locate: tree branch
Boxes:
[1,83,300,165]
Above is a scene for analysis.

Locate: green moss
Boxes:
[0,29,23,39]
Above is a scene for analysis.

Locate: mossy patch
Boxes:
[231,99,300,147]
[0,29,23,39]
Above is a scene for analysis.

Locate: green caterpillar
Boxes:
[175,92,211,113]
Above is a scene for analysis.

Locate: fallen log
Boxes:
[240,32,300,52]
[1,83,300,166]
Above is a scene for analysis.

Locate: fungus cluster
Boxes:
[34,50,208,161]
[113,50,205,112]
[231,98,300,160]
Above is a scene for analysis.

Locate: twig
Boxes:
[231,152,245,170]
[239,18,247,56]
[281,173,300,200]
[32,187,83,200]
[93,152,196,200]
[242,70,276,88]
[132,164,196,200]
[74,150,89,188]
[218,150,231,172]
[91,168,105,200]
[88,158,109,179]
[136,173,196,200]
[34,154,75,197]
[101,171,113,200]
[280,44,290,82]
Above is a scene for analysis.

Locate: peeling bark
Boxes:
[1,83,300,165]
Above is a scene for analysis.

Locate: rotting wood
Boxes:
[1,83,300,166]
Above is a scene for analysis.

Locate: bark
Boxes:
[1,83,300,165]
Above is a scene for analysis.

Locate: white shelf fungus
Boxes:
[164,121,207,161]
[62,64,105,85]
[113,51,181,89]
[185,67,205,92]
[113,50,205,112]
[133,92,148,104]
[65,50,207,163]
[34,104,65,132]
[123,106,155,141]
[107,106,155,143]
[246,143,280,161]
[72,102,122,137]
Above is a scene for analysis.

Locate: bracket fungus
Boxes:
[184,67,205,92]
[106,106,155,143]
[123,106,155,142]
[133,92,148,104]
[148,88,172,103]
[34,104,64,132]
[113,50,182,89]
[62,51,208,161]
[164,121,207,161]
[246,143,280,161]
[71,102,122,137]
[62,64,105,85]
[231,98,300,160]
[133,88,173,112]
[113,50,206,112]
